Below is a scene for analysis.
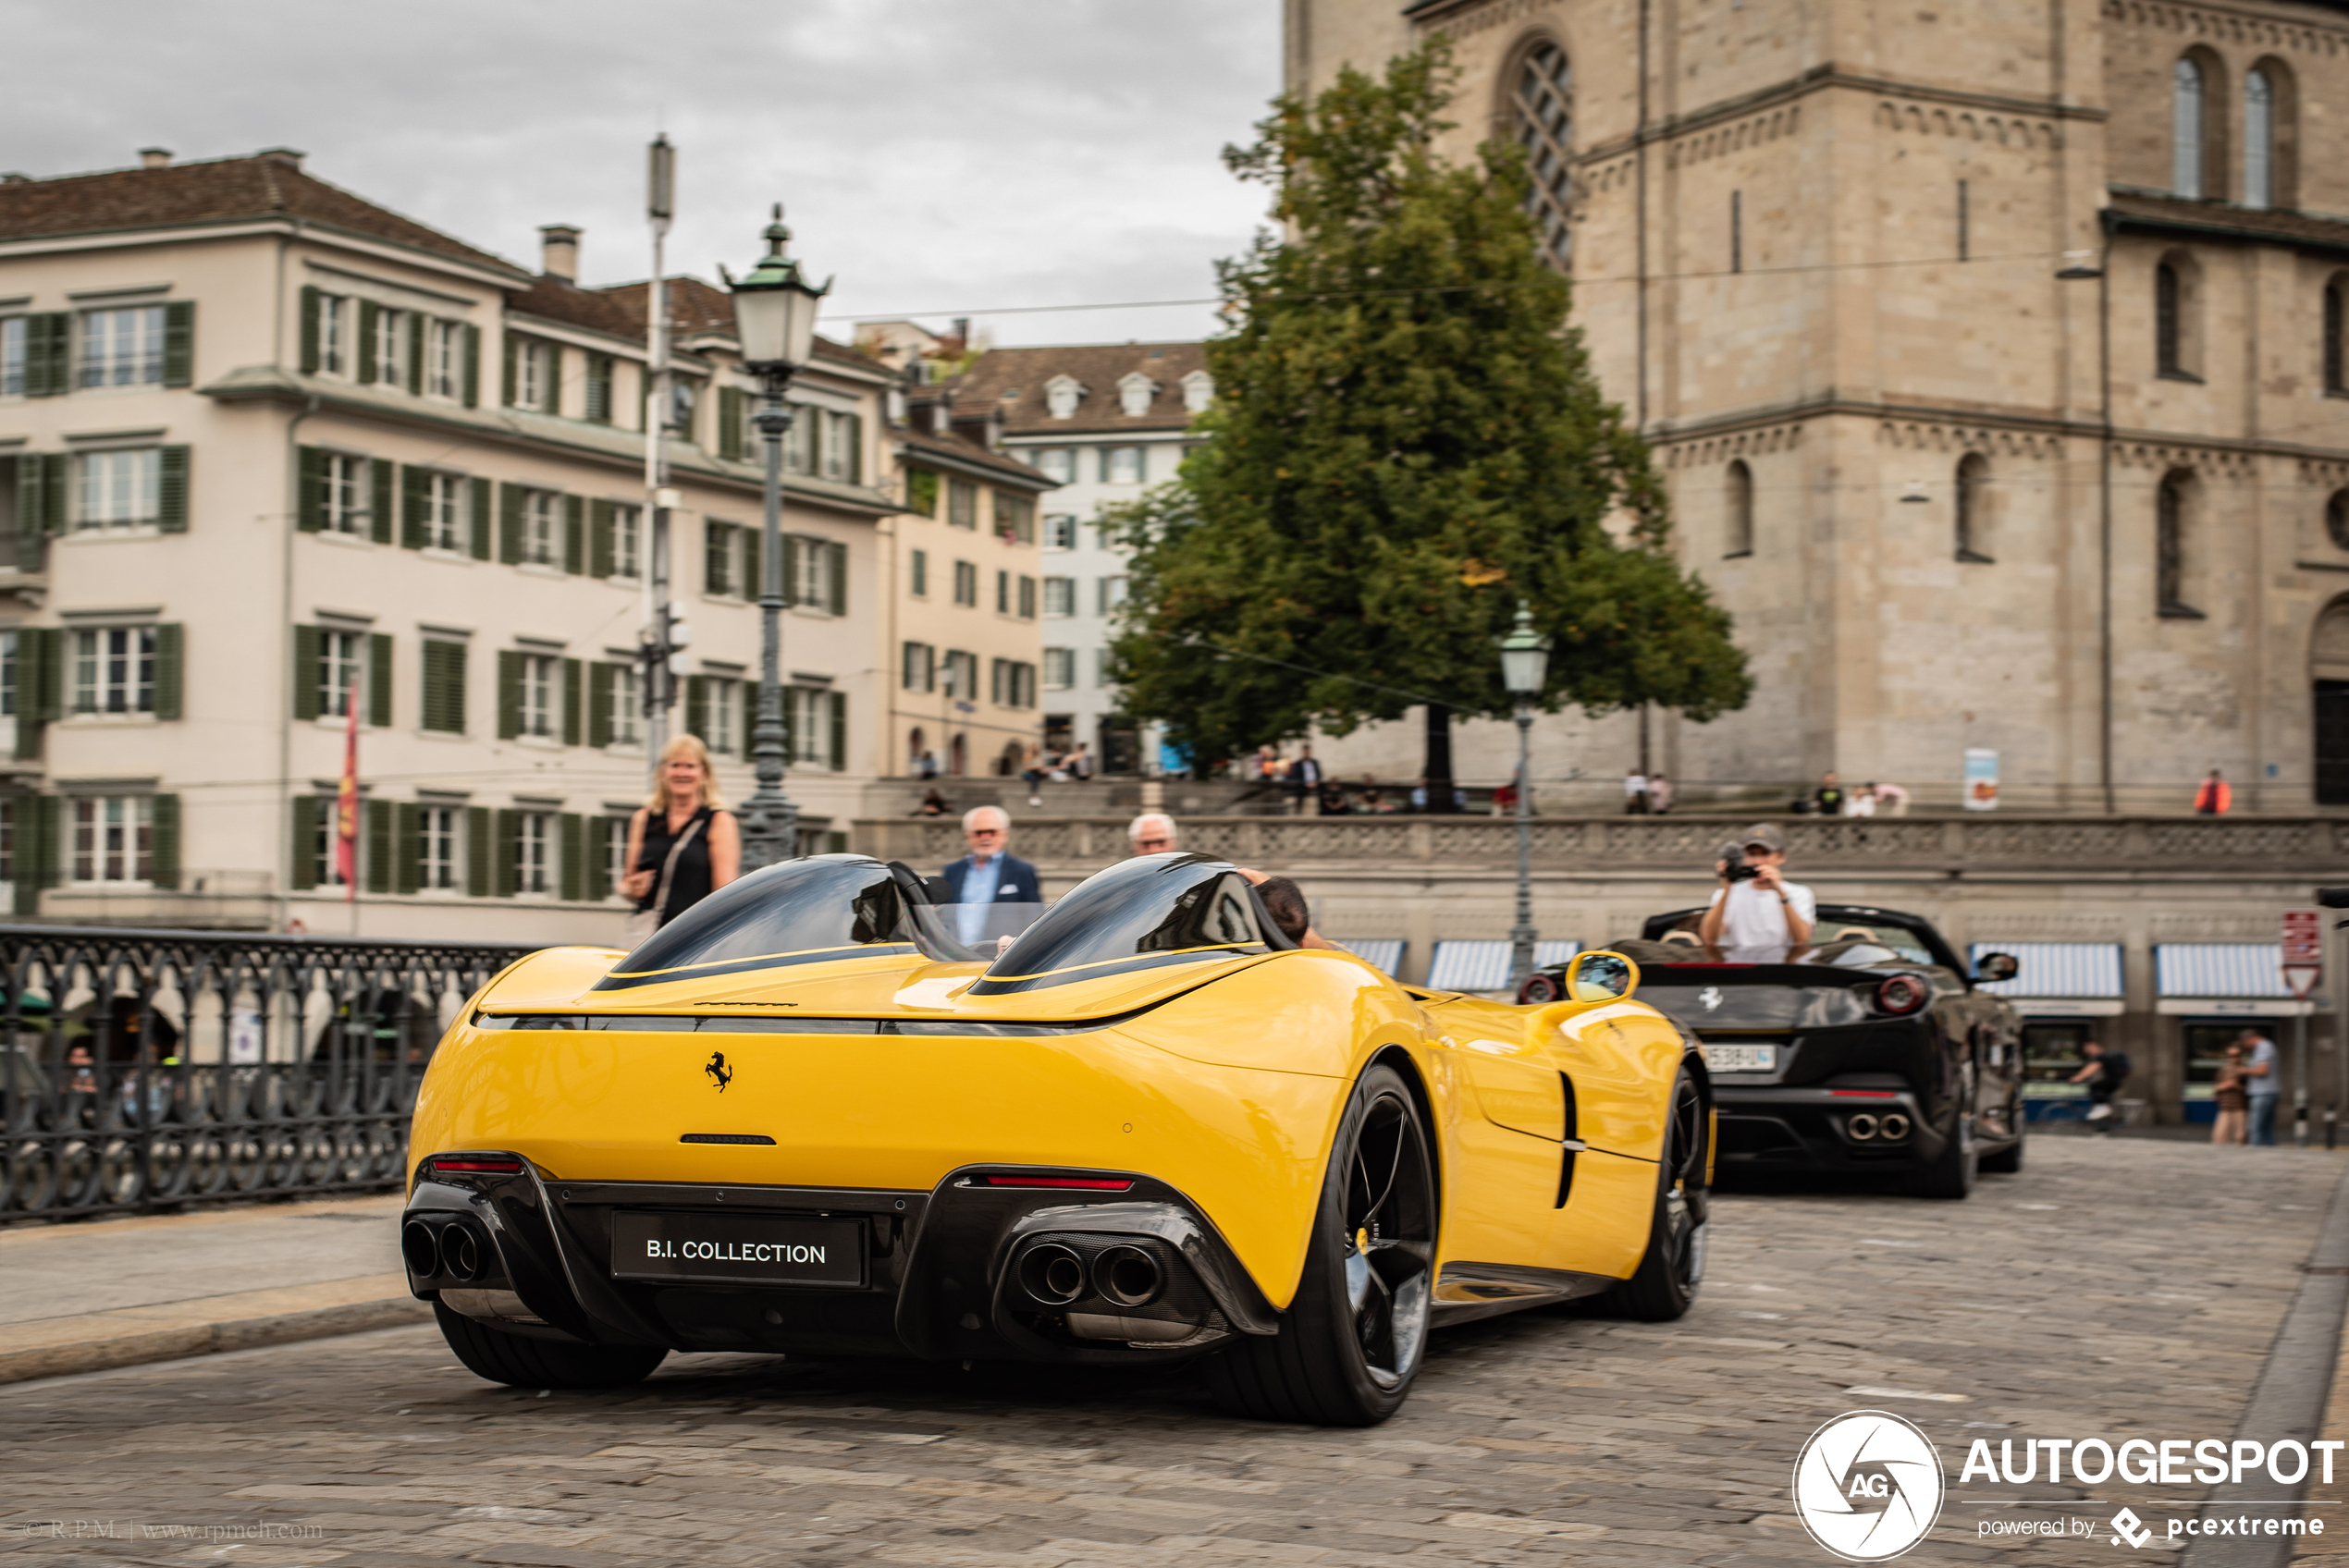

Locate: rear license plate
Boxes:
[609,1211,865,1288]
[1702,1043,1777,1073]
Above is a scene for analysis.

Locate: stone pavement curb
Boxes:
[2190,1155,2349,1568]
[0,1272,429,1387]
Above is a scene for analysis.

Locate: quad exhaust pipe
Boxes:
[402,1215,491,1282]
[1010,1235,1169,1311]
[1845,1111,1912,1142]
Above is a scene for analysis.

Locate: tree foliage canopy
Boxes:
[1108,44,1751,769]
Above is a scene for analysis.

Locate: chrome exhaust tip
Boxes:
[1879,1111,1912,1140]
[1017,1242,1088,1307]
[1094,1243,1163,1308]
[1847,1113,1879,1141]
[400,1219,441,1278]
[441,1221,485,1282]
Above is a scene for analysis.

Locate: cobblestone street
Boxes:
[2,1138,2342,1568]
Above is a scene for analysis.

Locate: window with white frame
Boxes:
[1045,376,1084,419]
[902,641,935,692]
[953,559,978,607]
[604,817,630,899]
[318,630,365,717]
[611,504,642,580]
[1,316,25,398]
[80,305,166,389]
[669,379,698,436]
[519,811,553,894]
[707,676,741,756]
[1180,370,1214,412]
[420,805,461,890]
[1104,447,1144,484]
[314,292,350,377]
[609,665,642,746]
[821,410,857,482]
[1044,514,1077,550]
[1117,374,1157,417]
[909,548,929,598]
[71,795,152,885]
[1036,449,1075,484]
[373,307,408,387]
[523,490,558,566]
[428,320,463,398]
[791,535,832,611]
[312,796,345,888]
[424,472,465,551]
[74,448,161,533]
[514,338,551,411]
[785,685,831,766]
[322,452,367,535]
[520,654,558,739]
[1097,575,1127,614]
[72,627,155,716]
[1043,576,1075,617]
[1043,647,1076,690]
[941,650,978,701]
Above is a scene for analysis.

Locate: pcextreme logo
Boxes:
[1793,1411,1947,1562]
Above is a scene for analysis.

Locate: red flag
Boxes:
[336,675,360,899]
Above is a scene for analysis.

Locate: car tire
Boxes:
[1978,1097,2025,1174]
[433,1301,669,1390]
[1204,1062,1436,1427]
[1593,1067,1708,1322]
[1907,1115,1978,1199]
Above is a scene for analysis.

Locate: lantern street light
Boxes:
[725,204,831,871]
[1497,602,1553,989]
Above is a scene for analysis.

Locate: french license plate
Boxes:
[609,1210,865,1288]
[1702,1043,1777,1073]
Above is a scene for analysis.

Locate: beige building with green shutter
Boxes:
[0,146,900,938]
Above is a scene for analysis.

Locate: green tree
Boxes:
[1110,43,1750,797]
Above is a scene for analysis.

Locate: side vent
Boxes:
[1556,1072,1580,1208]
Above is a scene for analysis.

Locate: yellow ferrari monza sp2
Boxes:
[403,852,1713,1425]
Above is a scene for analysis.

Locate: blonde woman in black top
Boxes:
[621,735,742,935]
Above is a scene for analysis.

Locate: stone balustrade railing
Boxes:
[853,814,2349,876]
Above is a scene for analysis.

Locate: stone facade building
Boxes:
[0,148,900,937]
[1285,0,2349,812]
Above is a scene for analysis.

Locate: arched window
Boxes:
[2328,489,2349,551]
[2244,67,2274,209]
[1724,459,1753,557]
[2326,276,2346,395]
[2157,470,2202,618]
[1955,453,1993,562]
[2173,55,2206,198]
[2155,252,2201,380]
[1511,43,1574,269]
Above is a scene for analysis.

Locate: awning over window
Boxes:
[2155,943,2314,1015]
[1426,939,1579,994]
[1970,943,2124,998]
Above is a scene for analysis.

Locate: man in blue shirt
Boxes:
[941,806,1043,949]
[2241,1027,2281,1145]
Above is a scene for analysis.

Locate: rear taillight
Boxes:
[1876,974,1928,1014]
[426,1154,525,1175]
[977,1175,1134,1191]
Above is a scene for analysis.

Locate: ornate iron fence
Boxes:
[0,926,532,1223]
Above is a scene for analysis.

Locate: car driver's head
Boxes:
[1255,876,1310,944]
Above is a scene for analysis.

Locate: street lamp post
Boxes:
[726,205,831,872]
[1497,603,1552,989]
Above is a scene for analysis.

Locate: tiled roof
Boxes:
[945,341,1209,436]
[2106,190,2349,255]
[899,427,1058,487]
[510,273,877,372]
[0,152,525,276]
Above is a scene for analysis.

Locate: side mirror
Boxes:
[1974,951,2019,985]
[1567,949,1641,1003]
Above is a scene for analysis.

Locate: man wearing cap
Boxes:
[1696,823,1815,957]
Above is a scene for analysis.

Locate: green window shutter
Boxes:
[494,810,520,899]
[846,414,864,483]
[562,494,584,574]
[11,635,43,761]
[828,541,847,617]
[289,795,320,891]
[149,793,181,889]
[22,314,65,398]
[588,662,614,749]
[719,387,744,461]
[299,286,321,374]
[15,458,48,571]
[421,640,466,734]
[547,345,565,416]
[157,445,191,533]
[40,452,67,534]
[468,477,492,559]
[744,680,757,759]
[10,798,36,914]
[395,802,422,896]
[362,799,390,894]
[684,675,707,743]
[829,690,846,773]
[154,623,183,721]
[744,528,761,604]
[31,629,61,724]
[368,631,392,728]
[587,354,613,423]
[704,521,728,594]
[585,818,612,902]
[400,466,426,550]
[782,532,801,607]
[498,484,523,564]
[501,334,519,407]
[31,795,57,895]
[461,324,480,408]
[497,649,522,741]
[296,447,326,533]
[560,814,585,901]
[561,656,583,745]
[590,499,615,579]
[778,680,792,760]
[369,458,394,545]
[406,312,424,395]
[292,624,322,721]
[357,300,379,383]
[464,806,491,897]
[162,300,195,388]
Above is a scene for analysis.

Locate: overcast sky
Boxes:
[6,0,1281,348]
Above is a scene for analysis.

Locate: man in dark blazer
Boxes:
[941,805,1043,948]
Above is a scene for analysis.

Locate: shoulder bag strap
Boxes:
[649,812,707,925]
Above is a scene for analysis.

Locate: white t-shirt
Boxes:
[1708,878,1817,957]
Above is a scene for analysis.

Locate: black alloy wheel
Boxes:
[1597,1067,1708,1320]
[1908,1109,1978,1199]
[433,1301,669,1390]
[1205,1063,1437,1426]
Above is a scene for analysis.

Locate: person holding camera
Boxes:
[1696,823,1814,957]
